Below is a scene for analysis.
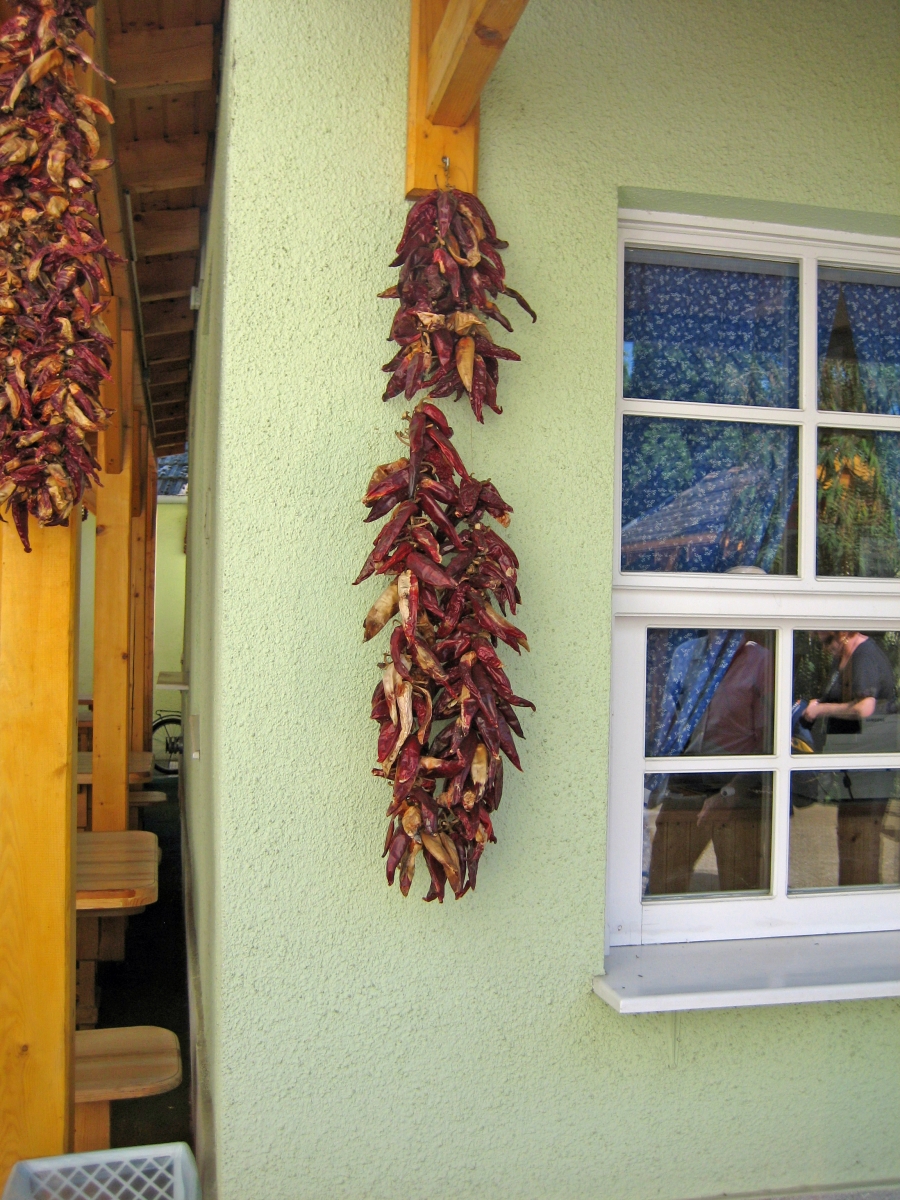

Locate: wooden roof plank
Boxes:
[108,25,214,100]
[142,298,195,339]
[149,364,190,388]
[118,134,207,193]
[136,256,197,302]
[145,331,192,364]
[133,207,200,257]
[426,0,529,128]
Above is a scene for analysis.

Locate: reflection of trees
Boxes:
[622,418,796,573]
[630,342,788,407]
[817,427,899,578]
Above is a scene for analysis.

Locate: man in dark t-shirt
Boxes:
[803,632,899,884]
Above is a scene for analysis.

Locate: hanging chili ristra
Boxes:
[380,186,535,422]
[0,0,117,550]
[357,402,533,901]
[361,186,534,899]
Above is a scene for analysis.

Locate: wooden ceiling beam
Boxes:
[142,298,195,339]
[136,257,197,303]
[145,332,193,365]
[151,384,189,407]
[118,135,208,194]
[108,25,214,100]
[133,208,201,258]
[427,0,528,127]
[149,365,190,389]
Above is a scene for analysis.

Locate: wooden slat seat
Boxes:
[74,1026,182,1151]
[76,831,159,910]
[75,1026,181,1102]
[129,789,168,806]
[77,749,154,785]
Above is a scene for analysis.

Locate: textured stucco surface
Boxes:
[185,3,900,1198]
[152,500,187,718]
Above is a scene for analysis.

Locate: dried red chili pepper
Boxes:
[358,403,532,901]
[0,0,118,550]
[379,188,535,423]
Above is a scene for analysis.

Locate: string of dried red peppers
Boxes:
[0,0,117,551]
[358,188,534,901]
[380,186,535,422]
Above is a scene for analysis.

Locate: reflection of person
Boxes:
[802,632,898,885]
[647,636,773,895]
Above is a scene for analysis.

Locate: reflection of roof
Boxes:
[622,465,762,558]
[157,452,188,497]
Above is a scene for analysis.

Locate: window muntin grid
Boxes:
[608,214,900,948]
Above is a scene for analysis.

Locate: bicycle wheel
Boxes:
[151,714,183,775]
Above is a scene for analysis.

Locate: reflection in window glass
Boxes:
[819,267,900,415]
[792,631,900,754]
[645,629,774,758]
[643,772,772,896]
[789,771,900,889]
[817,428,900,577]
[622,416,798,573]
[623,250,799,408]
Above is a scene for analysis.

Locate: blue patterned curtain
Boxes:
[818,280,900,415]
[647,630,746,757]
[624,256,799,408]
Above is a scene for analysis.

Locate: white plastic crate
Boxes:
[2,1142,199,1200]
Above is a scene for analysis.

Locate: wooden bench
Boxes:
[128,788,168,829]
[74,1026,182,1151]
[76,831,159,911]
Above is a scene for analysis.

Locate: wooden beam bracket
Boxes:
[406,0,527,198]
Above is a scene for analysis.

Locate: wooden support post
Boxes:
[73,1101,109,1153]
[143,455,158,752]
[406,0,528,198]
[130,414,157,753]
[93,366,134,832]
[407,0,478,198]
[0,520,79,1185]
[99,298,123,475]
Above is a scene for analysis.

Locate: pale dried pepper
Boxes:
[357,400,534,900]
[380,186,535,423]
[0,0,117,550]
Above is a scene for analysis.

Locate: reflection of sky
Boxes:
[623,340,635,384]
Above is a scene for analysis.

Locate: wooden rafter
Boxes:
[107,25,214,100]
[406,0,528,198]
[118,135,208,195]
[427,0,528,127]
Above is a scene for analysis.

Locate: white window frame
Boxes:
[607,210,900,949]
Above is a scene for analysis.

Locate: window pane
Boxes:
[643,772,772,896]
[819,267,900,415]
[792,631,900,754]
[645,629,775,757]
[622,416,799,573]
[789,771,900,889]
[817,428,900,577]
[623,249,799,408]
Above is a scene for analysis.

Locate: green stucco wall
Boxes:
[185,3,900,1197]
[75,504,187,719]
[153,499,187,719]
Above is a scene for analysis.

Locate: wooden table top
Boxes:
[77,750,154,785]
[76,830,159,911]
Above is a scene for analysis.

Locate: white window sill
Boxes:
[593,930,900,1013]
